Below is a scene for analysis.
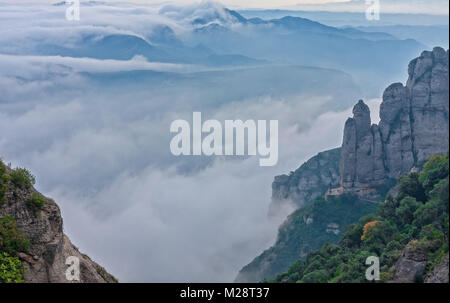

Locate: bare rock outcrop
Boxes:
[391,241,449,284]
[237,48,449,283]
[270,148,340,215]
[271,47,449,210]
[425,254,449,283]
[339,100,385,193]
[391,241,427,283]
[337,47,449,199]
[0,165,117,283]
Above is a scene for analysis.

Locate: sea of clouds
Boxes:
[0,1,383,282]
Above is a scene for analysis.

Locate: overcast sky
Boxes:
[3,0,449,14]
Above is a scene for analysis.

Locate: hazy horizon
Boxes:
[0,0,448,282]
[1,0,448,15]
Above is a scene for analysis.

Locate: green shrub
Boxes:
[340,224,363,249]
[271,154,449,284]
[0,159,6,176]
[420,225,445,241]
[396,196,422,226]
[9,168,35,189]
[299,269,328,283]
[26,193,46,212]
[0,184,6,207]
[0,160,7,206]
[359,214,381,225]
[0,180,7,207]
[413,199,440,228]
[419,155,449,195]
[378,194,399,221]
[430,178,449,208]
[398,173,427,202]
[362,221,397,247]
[0,252,25,283]
[0,216,31,255]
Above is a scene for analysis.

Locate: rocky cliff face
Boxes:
[0,165,117,283]
[390,241,449,283]
[272,48,449,211]
[270,148,341,215]
[238,47,449,282]
[337,47,449,199]
[390,241,428,283]
[425,254,449,283]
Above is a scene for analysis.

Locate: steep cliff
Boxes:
[271,155,449,283]
[270,148,340,216]
[272,47,449,210]
[237,47,449,282]
[0,160,117,283]
[336,47,449,199]
[235,194,378,283]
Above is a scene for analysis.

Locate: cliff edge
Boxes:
[0,160,117,283]
[336,47,449,199]
[238,47,449,282]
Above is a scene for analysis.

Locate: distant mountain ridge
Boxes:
[182,7,425,94]
[5,4,424,93]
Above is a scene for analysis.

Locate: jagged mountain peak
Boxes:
[338,47,449,197]
[159,1,247,28]
[239,48,449,282]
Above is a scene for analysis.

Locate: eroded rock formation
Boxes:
[270,148,340,214]
[0,165,117,283]
[336,47,449,200]
[271,47,449,213]
[243,48,449,283]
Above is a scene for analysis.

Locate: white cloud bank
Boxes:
[0,1,384,282]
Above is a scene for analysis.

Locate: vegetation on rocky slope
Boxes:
[237,193,379,282]
[0,160,8,207]
[0,159,36,283]
[0,252,26,283]
[269,155,449,283]
[1,157,117,283]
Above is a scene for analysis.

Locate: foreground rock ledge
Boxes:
[0,165,117,283]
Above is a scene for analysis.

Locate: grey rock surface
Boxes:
[391,241,427,283]
[247,48,449,283]
[338,47,449,199]
[425,254,449,283]
[270,148,340,215]
[272,48,449,210]
[0,166,117,283]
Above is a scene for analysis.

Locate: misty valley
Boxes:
[170,112,278,166]
[0,0,448,286]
